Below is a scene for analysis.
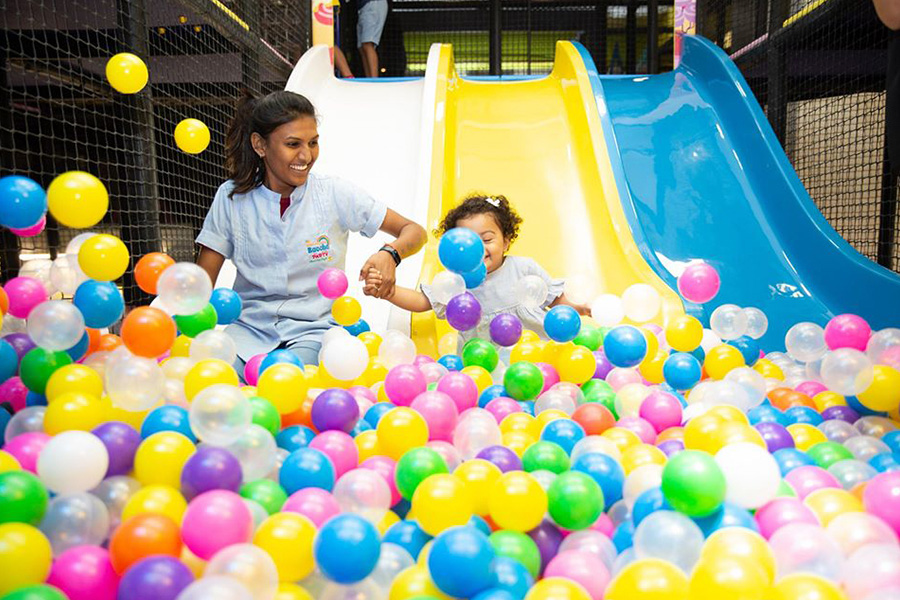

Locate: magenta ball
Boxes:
[282,487,341,527]
[784,465,841,500]
[0,376,29,412]
[490,313,523,347]
[485,397,522,423]
[535,362,560,394]
[824,314,871,351]
[9,215,46,237]
[3,431,50,472]
[311,389,360,433]
[409,390,458,442]
[638,390,683,433]
[414,355,436,367]
[606,367,642,391]
[863,472,900,535]
[615,416,656,444]
[309,430,358,478]
[243,353,265,386]
[677,262,721,304]
[754,497,819,539]
[384,364,427,407]
[591,513,615,537]
[3,276,48,319]
[436,371,479,413]
[360,456,401,506]
[47,545,119,600]
[317,268,349,299]
[795,381,828,398]
[181,490,253,560]
[545,550,610,600]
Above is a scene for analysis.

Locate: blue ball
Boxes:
[883,431,900,455]
[279,447,336,494]
[438,228,485,275]
[846,394,886,417]
[259,349,304,375]
[632,486,671,527]
[489,556,533,600]
[748,404,790,427]
[275,425,316,452]
[25,392,47,407]
[438,354,464,371]
[693,501,759,537]
[785,406,822,426]
[73,280,124,329]
[210,288,242,325]
[869,452,900,473]
[663,352,702,390]
[344,319,371,336]
[66,330,90,362]
[0,340,18,382]
[314,514,381,584]
[474,589,518,600]
[141,405,196,441]
[469,514,492,537]
[773,448,815,476]
[463,262,487,289]
[517,401,535,416]
[611,519,635,552]
[392,497,411,517]
[0,409,11,445]
[603,325,648,368]
[350,418,372,436]
[384,520,431,560]
[364,402,395,428]
[543,306,581,343]
[428,526,495,598]
[540,419,585,455]
[689,345,706,364]
[727,336,760,366]
[479,384,507,409]
[572,452,625,506]
[0,175,46,229]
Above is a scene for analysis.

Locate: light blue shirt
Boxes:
[196,174,387,360]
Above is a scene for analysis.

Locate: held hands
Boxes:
[359,251,397,299]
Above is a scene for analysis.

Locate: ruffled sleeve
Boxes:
[419,283,447,319]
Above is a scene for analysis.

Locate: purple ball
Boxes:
[822,405,860,423]
[592,349,614,380]
[181,446,243,498]
[92,421,142,476]
[476,445,523,473]
[490,313,523,347]
[657,439,684,456]
[3,333,36,360]
[528,520,564,572]
[754,421,795,452]
[311,389,360,433]
[446,292,482,332]
[116,555,195,600]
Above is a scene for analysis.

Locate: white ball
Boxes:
[430,271,466,305]
[204,544,278,600]
[590,294,624,327]
[785,322,827,363]
[37,431,109,494]
[157,262,212,316]
[621,284,661,323]
[220,424,278,482]
[321,335,369,381]
[189,383,252,446]
[190,330,237,364]
[105,352,166,411]
[26,300,85,351]
[742,307,769,340]
[821,349,875,396]
[715,442,781,509]
[710,304,748,340]
[514,275,549,310]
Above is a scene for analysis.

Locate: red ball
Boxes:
[572,403,615,435]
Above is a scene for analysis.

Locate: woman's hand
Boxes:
[359,251,397,298]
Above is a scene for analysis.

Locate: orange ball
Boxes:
[0,286,8,315]
[109,513,182,574]
[135,252,175,295]
[281,394,317,430]
[97,333,123,352]
[572,403,616,435]
[768,388,815,411]
[85,328,102,355]
[121,307,177,358]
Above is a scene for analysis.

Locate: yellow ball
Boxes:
[122,484,187,523]
[601,427,642,454]
[355,430,383,462]
[376,407,429,460]
[541,341,569,367]
[45,363,103,402]
[605,558,689,600]
[666,315,704,352]
[461,365,492,393]
[253,512,317,582]
[105,52,149,94]
[620,444,667,475]
[706,404,750,424]
[535,408,568,431]
[102,396,149,430]
[43,391,105,434]
[640,328,660,367]
[557,345,597,385]
[500,412,539,438]
[174,118,211,154]
[813,391,847,411]
[275,583,314,600]
[708,422,766,453]
[184,359,239,401]
[688,555,769,600]
[170,334,193,358]
[524,578,592,600]
[354,358,388,388]
[377,509,400,536]
[704,344,746,380]
[803,488,864,527]
[47,171,109,229]
[133,431,195,487]
[502,431,537,457]
[454,458,502,516]
[358,331,382,357]
[787,423,828,452]
[754,358,785,380]
[488,471,547,532]
[857,365,900,412]
[78,234,129,281]
[770,574,847,600]
[0,523,53,595]
[411,473,474,536]
[701,528,775,584]
[639,350,668,385]
[389,565,452,600]
[331,296,362,326]
[683,412,726,452]
[510,341,544,364]
[0,450,21,473]
[520,330,540,344]
[258,363,309,414]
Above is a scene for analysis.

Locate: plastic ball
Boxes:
[785,322,827,363]
[75,234,128,282]
[439,228,485,275]
[4,277,48,319]
[710,304,748,341]
[428,526,495,598]
[116,555,194,600]
[119,306,176,358]
[46,171,108,229]
[490,313,523,347]
[704,344,745,379]
[824,313,871,351]
[105,52,148,93]
[39,492,109,555]
[0,176,46,229]
[332,296,362,327]
[547,471,604,530]
[821,348,874,396]
[488,471,546,532]
[204,543,278,600]
[857,365,900,412]
[252,511,316,582]
[23,300,83,352]
[175,576,253,600]
[662,352,701,390]
[688,555,769,600]
[106,353,165,411]
[257,363,307,414]
[0,523,53,596]
[544,306,581,343]
[311,389,360,433]
[590,294,624,327]
[743,307,769,340]
[503,362,544,401]
[715,442,781,509]
[621,283,661,322]
[188,383,251,445]
[463,261,488,288]
[36,430,108,494]
[661,450,725,517]
[72,280,124,328]
[429,271,467,305]
[446,292,482,331]
[156,262,212,316]
[676,262,720,304]
[411,473,474,536]
[377,407,429,460]
[174,118,211,154]
[410,390,459,442]
[181,490,253,560]
[108,512,182,574]
[524,577,591,600]
[603,325,648,368]
[0,470,48,525]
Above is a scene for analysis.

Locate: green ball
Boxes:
[547,471,604,530]
[573,325,602,351]
[503,362,544,401]
[661,449,726,518]
[807,441,854,469]
[1,585,68,600]
[0,471,49,525]
[19,348,72,394]
[249,396,281,437]
[775,479,796,498]
[174,303,218,338]
[240,479,287,515]
[522,441,570,474]
[489,529,542,578]
[461,339,499,372]
[395,447,448,500]
[582,380,617,418]
[426,382,438,391]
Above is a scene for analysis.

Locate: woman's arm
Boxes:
[359,208,427,299]
[874,0,900,29]
[197,246,226,287]
[550,292,592,317]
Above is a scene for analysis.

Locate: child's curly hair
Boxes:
[436,194,523,243]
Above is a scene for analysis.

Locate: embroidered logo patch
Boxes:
[306,234,333,263]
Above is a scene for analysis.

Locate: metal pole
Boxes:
[766,0,787,143]
[597,0,608,72]
[647,0,659,74]
[526,0,532,75]
[878,144,898,269]
[626,0,636,73]
[0,46,20,281]
[240,0,262,92]
[489,0,501,75]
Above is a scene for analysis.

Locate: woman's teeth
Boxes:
[289,164,309,172]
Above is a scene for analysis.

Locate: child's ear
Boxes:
[503,238,511,253]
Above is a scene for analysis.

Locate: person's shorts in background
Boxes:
[357,0,388,47]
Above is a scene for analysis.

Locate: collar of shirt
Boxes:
[257,182,309,209]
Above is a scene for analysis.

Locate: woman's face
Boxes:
[456,212,509,273]
[253,116,319,195]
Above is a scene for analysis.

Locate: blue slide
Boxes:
[576,35,900,348]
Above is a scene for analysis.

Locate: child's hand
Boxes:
[363,267,384,297]
[575,303,592,317]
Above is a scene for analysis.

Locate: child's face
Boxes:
[455,213,509,274]
[253,116,319,194]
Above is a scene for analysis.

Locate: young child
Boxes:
[196,90,426,369]
[365,194,590,346]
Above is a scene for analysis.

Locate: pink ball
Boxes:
[824,314,871,351]
[639,390,683,433]
[9,215,46,237]
[677,262,721,304]
[348,386,376,415]
[544,550,610,600]
[590,513,615,537]
[282,488,341,527]
[410,390,458,442]
[384,364,427,407]
[754,497,820,539]
[47,545,119,600]
[243,353,266,386]
[0,376,29,413]
[535,362,560,393]
[414,355,436,367]
[3,276,48,319]
[605,367,641,391]
[795,381,828,397]
[615,416,657,444]
[485,397,522,423]
[644,324,663,336]
[3,431,50,472]
[181,490,252,560]
[309,430,358,478]
[784,465,841,500]
[360,455,401,506]
[436,371,479,413]
[863,472,900,535]
[317,268,349,299]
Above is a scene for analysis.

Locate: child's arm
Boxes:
[550,293,591,317]
[364,268,433,313]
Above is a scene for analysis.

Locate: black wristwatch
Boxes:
[379,244,401,266]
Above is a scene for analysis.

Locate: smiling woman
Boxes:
[195,90,426,373]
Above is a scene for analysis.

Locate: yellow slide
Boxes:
[411,42,683,356]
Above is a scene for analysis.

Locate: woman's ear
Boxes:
[250,132,266,158]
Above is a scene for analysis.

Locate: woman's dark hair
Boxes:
[436,194,523,243]
[224,90,317,197]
